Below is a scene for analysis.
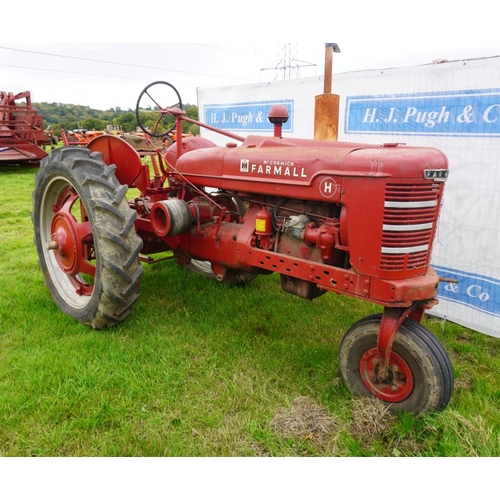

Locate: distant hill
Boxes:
[33,102,198,137]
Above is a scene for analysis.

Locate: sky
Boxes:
[2,1,500,111]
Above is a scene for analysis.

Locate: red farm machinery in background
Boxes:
[32,64,454,414]
[60,128,105,146]
[0,90,54,166]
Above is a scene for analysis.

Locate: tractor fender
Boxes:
[88,134,148,192]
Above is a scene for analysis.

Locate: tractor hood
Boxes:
[174,135,448,202]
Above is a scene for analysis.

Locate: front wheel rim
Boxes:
[190,259,213,274]
[359,348,414,403]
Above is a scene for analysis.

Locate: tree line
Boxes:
[33,102,199,138]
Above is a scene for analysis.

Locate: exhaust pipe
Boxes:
[314,43,341,141]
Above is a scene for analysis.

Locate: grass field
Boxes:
[1,165,499,457]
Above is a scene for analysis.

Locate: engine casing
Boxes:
[173,135,448,281]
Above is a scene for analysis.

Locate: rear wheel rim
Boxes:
[40,176,96,309]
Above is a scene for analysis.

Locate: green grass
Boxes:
[1,166,500,457]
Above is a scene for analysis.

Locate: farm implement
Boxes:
[0,90,52,166]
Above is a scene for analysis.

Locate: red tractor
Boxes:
[32,81,453,414]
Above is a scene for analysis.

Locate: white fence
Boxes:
[197,56,500,337]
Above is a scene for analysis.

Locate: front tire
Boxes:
[339,314,453,414]
[32,147,143,329]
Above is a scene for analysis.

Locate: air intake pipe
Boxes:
[150,199,193,237]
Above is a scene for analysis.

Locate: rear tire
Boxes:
[32,147,143,329]
[339,314,453,414]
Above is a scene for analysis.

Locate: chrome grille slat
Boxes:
[380,182,440,271]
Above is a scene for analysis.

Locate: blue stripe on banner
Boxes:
[434,265,500,318]
[345,88,500,137]
[203,100,294,133]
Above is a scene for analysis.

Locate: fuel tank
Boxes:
[173,135,448,203]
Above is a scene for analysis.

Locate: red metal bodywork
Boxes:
[88,127,447,310]
[0,90,50,166]
[86,103,448,395]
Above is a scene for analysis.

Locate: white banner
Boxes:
[197,56,500,337]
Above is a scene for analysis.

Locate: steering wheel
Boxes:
[135,81,183,138]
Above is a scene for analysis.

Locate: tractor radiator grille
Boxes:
[380,182,441,271]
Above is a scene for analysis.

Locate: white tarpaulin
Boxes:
[197,56,500,337]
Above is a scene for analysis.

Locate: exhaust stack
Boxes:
[314,43,341,141]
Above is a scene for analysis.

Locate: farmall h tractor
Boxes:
[32,81,454,414]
